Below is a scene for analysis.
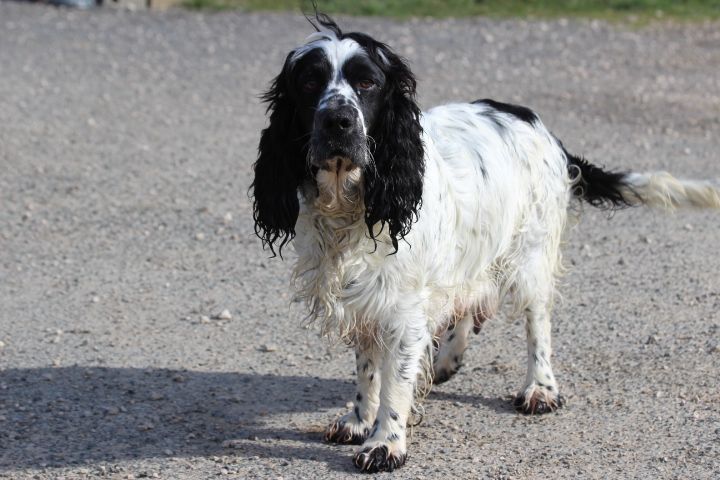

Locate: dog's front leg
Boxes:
[325,342,381,444]
[353,317,430,473]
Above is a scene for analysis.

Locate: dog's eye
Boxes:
[302,80,320,93]
[356,80,375,90]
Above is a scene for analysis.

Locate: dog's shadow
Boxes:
[0,367,355,471]
[0,366,523,471]
[429,388,518,415]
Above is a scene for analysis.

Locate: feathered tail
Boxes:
[564,148,720,211]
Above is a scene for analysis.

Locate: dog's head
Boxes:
[251,14,424,255]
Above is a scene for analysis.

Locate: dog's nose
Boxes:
[318,107,357,136]
[324,113,352,132]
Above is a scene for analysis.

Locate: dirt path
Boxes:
[1,3,719,478]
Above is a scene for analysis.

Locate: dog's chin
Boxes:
[314,156,364,213]
[318,155,361,173]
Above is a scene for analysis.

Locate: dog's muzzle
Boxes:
[311,98,366,170]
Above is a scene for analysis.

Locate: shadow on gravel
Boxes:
[0,367,354,470]
[429,389,518,415]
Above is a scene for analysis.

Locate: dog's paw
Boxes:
[432,352,463,385]
[353,443,407,473]
[324,413,371,445]
[513,384,564,415]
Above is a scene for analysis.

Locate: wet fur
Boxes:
[251,14,720,473]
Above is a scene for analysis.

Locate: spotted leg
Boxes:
[325,343,381,444]
[514,301,564,414]
[353,315,430,473]
[511,231,565,415]
[432,312,474,384]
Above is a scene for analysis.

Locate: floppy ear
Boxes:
[362,44,425,252]
[251,52,308,256]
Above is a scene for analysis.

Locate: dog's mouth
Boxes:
[310,126,369,171]
[320,156,360,173]
[314,156,363,212]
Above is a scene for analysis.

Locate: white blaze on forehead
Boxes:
[291,30,366,72]
[291,30,369,133]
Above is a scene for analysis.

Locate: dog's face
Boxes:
[290,35,387,172]
[252,16,425,254]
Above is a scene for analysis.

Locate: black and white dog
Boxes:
[251,14,720,473]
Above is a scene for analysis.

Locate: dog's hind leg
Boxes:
[432,312,474,384]
[325,342,381,445]
[512,250,564,414]
[513,302,564,414]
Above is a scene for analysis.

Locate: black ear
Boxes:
[362,44,425,252]
[251,52,308,256]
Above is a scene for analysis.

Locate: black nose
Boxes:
[319,107,357,136]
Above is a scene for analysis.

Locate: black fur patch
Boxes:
[513,392,565,415]
[474,98,538,125]
[559,140,633,210]
[353,444,407,473]
[433,364,461,385]
[324,419,370,445]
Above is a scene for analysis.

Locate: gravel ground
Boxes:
[1,3,719,479]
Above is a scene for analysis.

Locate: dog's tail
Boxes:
[564,149,720,211]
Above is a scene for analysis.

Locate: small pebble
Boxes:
[223,212,233,224]
[138,422,155,431]
[200,315,211,324]
[217,309,232,321]
[195,232,205,241]
[260,344,278,352]
[149,391,165,401]
[104,406,120,415]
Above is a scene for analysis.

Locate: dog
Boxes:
[250,13,720,473]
